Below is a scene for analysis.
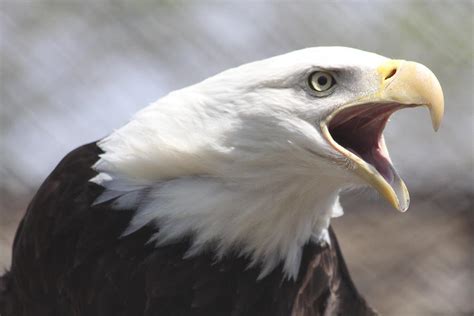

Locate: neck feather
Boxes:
[91,90,349,280]
[93,172,343,280]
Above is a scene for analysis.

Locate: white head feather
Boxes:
[92,47,389,280]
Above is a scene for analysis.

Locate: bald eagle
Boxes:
[0,47,443,316]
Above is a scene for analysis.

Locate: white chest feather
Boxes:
[93,170,344,280]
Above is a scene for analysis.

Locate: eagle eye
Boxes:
[308,71,335,95]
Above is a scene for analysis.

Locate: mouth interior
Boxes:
[328,103,403,183]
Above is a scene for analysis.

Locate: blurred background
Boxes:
[0,1,472,315]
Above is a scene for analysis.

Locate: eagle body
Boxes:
[0,143,374,316]
[0,47,443,316]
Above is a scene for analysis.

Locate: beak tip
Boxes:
[432,114,443,132]
[395,201,409,213]
[429,102,444,132]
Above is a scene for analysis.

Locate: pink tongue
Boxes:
[347,147,394,183]
[354,148,394,184]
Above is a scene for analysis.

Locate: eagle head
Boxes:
[92,47,444,279]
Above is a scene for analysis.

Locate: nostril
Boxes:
[384,68,397,80]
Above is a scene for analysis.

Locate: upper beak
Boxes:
[321,59,444,212]
[378,60,444,131]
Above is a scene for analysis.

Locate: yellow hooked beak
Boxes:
[321,60,444,212]
[377,60,444,131]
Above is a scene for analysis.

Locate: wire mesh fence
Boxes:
[1,1,473,315]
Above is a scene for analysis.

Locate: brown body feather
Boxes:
[0,143,377,316]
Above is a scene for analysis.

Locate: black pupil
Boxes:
[317,75,328,86]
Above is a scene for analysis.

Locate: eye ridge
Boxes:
[308,71,336,94]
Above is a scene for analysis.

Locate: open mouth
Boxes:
[321,101,412,212]
[326,102,405,184]
[317,60,443,212]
